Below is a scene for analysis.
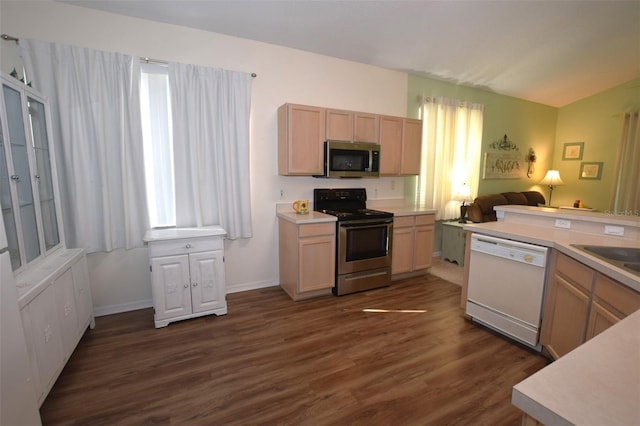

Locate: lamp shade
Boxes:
[452,184,471,202]
[539,170,564,186]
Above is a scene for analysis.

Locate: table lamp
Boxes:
[539,170,564,207]
[452,184,472,223]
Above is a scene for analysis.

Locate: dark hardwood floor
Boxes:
[40,275,549,425]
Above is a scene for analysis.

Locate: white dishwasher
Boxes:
[466,233,549,349]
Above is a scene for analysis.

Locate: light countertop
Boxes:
[276,211,337,224]
[512,310,640,425]
[496,205,640,227]
[15,247,85,307]
[371,204,436,216]
[276,202,436,224]
[144,226,227,242]
[463,221,640,292]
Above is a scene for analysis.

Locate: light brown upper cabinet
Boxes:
[379,116,402,174]
[326,110,379,143]
[278,103,325,176]
[379,116,422,176]
[325,109,353,141]
[401,118,422,175]
[353,112,379,143]
[278,102,420,176]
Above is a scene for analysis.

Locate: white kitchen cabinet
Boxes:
[20,284,64,403]
[1,74,64,272]
[144,226,227,328]
[17,248,95,405]
[71,255,93,333]
[54,268,79,356]
[3,74,94,407]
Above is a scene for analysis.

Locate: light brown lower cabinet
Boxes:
[540,250,640,360]
[391,213,434,278]
[279,219,336,300]
[586,273,640,339]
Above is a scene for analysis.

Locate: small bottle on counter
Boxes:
[573,200,580,208]
[579,201,584,208]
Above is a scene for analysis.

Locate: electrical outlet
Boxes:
[555,219,571,229]
[604,225,624,236]
[280,189,284,199]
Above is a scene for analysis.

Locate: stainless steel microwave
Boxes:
[316,140,381,178]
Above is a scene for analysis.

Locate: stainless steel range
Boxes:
[314,188,393,295]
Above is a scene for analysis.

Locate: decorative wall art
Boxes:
[483,152,524,179]
[579,162,603,180]
[490,134,519,151]
[526,148,536,178]
[562,142,584,160]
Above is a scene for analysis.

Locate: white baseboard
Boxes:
[93,299,153,317]
[226,279,278,294]
[92,281,279,317]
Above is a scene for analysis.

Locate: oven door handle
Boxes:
[340,219,393,229]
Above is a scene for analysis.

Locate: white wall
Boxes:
[0,0,410,314]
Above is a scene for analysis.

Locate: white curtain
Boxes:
[169,63,253,239]
[610,111,639,213]
[416,97,484,220]
[20,40,149,252]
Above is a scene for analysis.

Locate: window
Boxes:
[140,63,175,228]
[415,97,484,220]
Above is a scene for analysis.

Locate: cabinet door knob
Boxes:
[193,282,198,287]
[11,175,19,180]
[184,283,189,288]
[185,243,191,249]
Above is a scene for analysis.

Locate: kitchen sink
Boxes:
[572,245,640,277]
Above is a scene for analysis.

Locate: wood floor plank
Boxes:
[40,275,549,425]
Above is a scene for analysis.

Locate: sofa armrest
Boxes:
[467,203,483,223]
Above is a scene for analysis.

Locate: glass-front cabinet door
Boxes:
[0,74,63,271]
[28,95,60,250]
[0,112,22,269]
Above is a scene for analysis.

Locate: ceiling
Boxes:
[60,0,640,107]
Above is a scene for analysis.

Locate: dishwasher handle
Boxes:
[470,233,548,267]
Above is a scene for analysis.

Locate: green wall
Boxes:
[405,75,558,202]
[406,75,639,211]
[553,78,640,211]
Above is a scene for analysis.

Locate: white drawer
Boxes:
[148,236,224,258]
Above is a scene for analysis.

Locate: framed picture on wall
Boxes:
[579,162,603,180]
[562,142,584,160]
[482,152,524,179]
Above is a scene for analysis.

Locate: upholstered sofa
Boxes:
[466,191,546,223]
